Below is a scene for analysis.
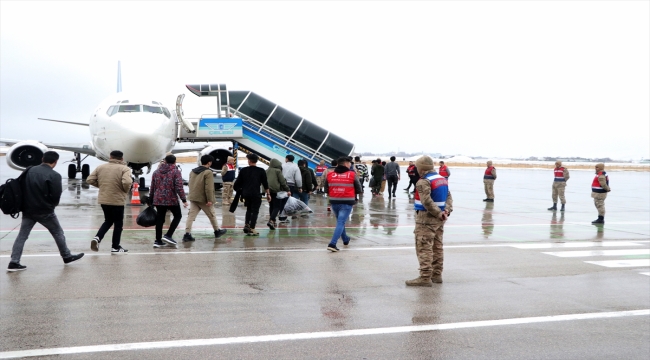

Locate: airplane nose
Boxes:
[111,115,172,163]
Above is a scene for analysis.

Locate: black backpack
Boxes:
[0,167,31,219]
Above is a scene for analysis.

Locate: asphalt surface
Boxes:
[1,157,649,359]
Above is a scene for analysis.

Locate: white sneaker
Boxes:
[90,236,100,252]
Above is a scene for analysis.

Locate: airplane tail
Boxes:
[117,61,122,93]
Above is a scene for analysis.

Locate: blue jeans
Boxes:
[11,213,71,263]
[329,203,353,247]
[299,191,310,206]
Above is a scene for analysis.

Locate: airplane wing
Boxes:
[170,143,210,154]
[0,138,95,156]
[37,118,89,126]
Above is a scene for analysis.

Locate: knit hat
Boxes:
[487,160,493,166]
[415,155,434,173]
[227,156,234,162]
[555,160,562,166]
[595,163,605,171]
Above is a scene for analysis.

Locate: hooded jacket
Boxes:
[86,159,133,206]
[188,166,215,203]
[150,163,186,206]
[300,166,318,192]
[266,159,290,194]
[282,161,302,187]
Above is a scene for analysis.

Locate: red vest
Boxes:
[484,166,495,179]
[327,170,356,201]
[439,165,449,177]
[591,171,609,193]
[315,165,327,176]
[554,167,565,181]
[407,165,416,176]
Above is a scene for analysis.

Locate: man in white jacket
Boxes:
[282,154,302,199]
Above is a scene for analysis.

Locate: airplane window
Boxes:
[162,107,171,119]
[152,101,161,105]
[106,106,116,116]
[143,105,163,114]
[118,105,141,112]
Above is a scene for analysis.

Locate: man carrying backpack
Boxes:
[7,151,84,271]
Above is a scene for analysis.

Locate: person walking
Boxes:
[385,156,401,198]
[234,153,270,236]
[354,156,369,192]
[182,155,227,242]
[325,157,362,252]
[87,150,132,253]
[266,158,291,230]
[548,160,570,211]
[483,160,496,202]
[406,156,453,286]
[438,161,450,179]
[282,154,302,199]
[371,159,384,195]
[298,160,318,205]
[591,163,611,224]
[322,159,337,212]
[315,160,328,194]
[150,154,188,247]
[7,151,84,271]
[221,156,236,206]
[380,161,388,195]
[404,161,419,193]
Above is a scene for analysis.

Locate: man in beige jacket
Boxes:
[86,150,133,253]
[183,155,227,241]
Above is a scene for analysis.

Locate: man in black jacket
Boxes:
[233,154,270,236]
[298,160,318,206]
[7,151,84,271]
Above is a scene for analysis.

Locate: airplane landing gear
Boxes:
[67,152,90,179]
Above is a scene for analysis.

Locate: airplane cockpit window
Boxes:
[118,100,129,104]
[118,105,141,112]
[106,106,119,116]
[152,101,161,105]
[143,105,163,114]
[162,107,171,119]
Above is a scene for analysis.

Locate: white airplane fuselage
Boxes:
[89,93,177,168]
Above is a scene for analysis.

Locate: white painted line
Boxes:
[640,272,650,276]
[509,241,644,249]
[585,259,650,268]
[542,249,650,258]
[0,309,647,359]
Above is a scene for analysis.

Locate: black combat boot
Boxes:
[548,203,557,211]
[560,204,565,212]
[591,216,604,224]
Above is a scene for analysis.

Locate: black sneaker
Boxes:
[267,221,276,230]
[91,236,100,252]
[214,229,227,238]
[162,235,177,245]
[182,233,195,242]
[153,240,165,248]
[111,246,128,254]
[7,262,26,272]
[243,225,251,234]
[343,236,351,246]
[63,253,85,264]
[327,245,339,252]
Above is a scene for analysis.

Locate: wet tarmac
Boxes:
[1,156,649,359]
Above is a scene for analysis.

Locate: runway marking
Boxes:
[542,249,650,258]
[509,241,644,249]
[640,272,650,276]
[0,309,646,359]
[584,259,650,268]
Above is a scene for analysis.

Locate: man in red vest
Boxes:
[315,160,328,194]
[483,161,496,202]
[591,163,611,224]
[548,160,570,211]
[438,161,450,179]
[324,157,362,252]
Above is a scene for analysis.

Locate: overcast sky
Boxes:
[1,1,648,160]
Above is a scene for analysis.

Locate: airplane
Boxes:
[1,62,230,189]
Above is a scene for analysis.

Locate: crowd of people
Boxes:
[6,149,612,288]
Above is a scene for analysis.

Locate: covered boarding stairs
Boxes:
[180,84,355,169]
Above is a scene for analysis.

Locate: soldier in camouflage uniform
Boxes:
[548,160,570,211]
[482,160,496,202]
[591,163,611,224]
[406,156,453,287]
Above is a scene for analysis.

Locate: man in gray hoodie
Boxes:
[282,154,302,199]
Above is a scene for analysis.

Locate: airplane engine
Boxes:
[199,146,233,171]
[6,141,49,171]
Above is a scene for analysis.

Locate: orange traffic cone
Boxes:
[130,183,142,206]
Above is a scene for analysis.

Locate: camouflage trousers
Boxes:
[316,176,324,189]
[591,192,607,216]
[222,182,234,205]
[552,182,567,204]
[414,220,445,278]
[483,179,495,199]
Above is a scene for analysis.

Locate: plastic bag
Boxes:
[283,196,313,215]
[136,205,157,227]
[276,191,288,199]
[369,177,376,187]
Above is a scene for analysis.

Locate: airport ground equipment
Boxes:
[176,84,355,170]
